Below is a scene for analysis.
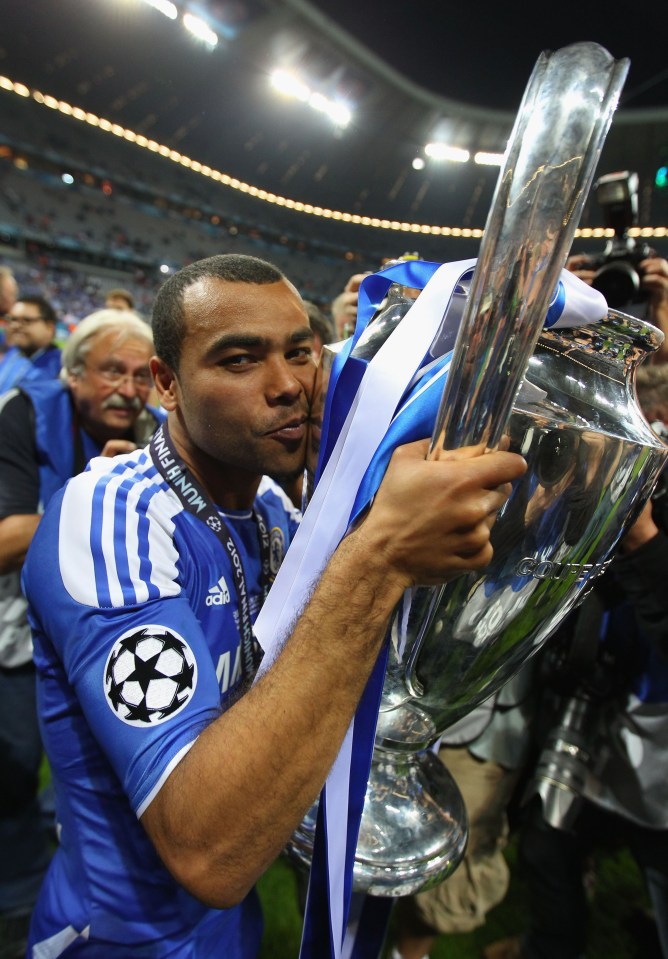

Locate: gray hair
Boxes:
[61,309,153,381]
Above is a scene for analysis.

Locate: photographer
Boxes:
[567,252,668,363]
[566,171,668,364]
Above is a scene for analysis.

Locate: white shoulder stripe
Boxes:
[257,474,302,521]
[59,453,184,608]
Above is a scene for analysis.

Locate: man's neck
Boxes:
[165,415,261,511]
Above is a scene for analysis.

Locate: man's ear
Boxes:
[150,356,178,411]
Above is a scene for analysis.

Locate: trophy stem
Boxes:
[288,746,469,897]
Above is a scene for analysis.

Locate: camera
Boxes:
[585,171,654,310]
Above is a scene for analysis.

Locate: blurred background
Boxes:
[0,0,667,328]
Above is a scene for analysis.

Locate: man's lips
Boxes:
[265,417,308,441]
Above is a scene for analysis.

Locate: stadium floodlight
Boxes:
[424,142,470,163]
[183,13,218,48]
[474,151,505,166]
[271,70,310,102]
[270,69,351,129]
[143,0,177,20]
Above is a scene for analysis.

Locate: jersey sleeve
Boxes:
[24,455,225,817]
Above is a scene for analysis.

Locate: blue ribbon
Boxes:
[300,259,447,959]
[316,259,442,483]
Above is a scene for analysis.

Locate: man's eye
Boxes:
[221,354,255,367]
[288,347,314,361]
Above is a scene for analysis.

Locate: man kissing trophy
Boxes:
[254,41,668,959]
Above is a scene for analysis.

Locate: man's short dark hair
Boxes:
[152,254,286,372]
[106,288,135,309]
[17,295,57,326]
[303,300,335,346]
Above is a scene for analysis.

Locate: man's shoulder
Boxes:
[17,376,68,408]
[0,386,30,417]
[42,450,189,609]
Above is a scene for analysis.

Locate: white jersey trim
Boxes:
[257,474,302,521]
[136,738,198,818]
[32,923,90,959]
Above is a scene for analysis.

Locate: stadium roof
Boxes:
[2,0,667,259]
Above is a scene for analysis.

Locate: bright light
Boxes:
[425,142,470,163]
[412,157,425,170]
[159,263,171,274]
[474,151,504,166]
[61,173,74,184]
[270,69,352,128]
[183,13,218,48]
[328,101,351,128]
[143,0,177,20]
[271,70,309,101]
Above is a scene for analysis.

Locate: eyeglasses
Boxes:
[7,314,45,327]
[86,363,153,391]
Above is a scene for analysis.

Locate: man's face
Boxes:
[159,277,316,491]
[0,275,18,316]
[7,301,55,356]
[67,329,153,444]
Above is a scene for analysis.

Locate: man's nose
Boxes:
[116,373,139,397]
[267,360,304,402]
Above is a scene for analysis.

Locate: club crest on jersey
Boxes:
[104,626,197,727]
[269,527,286,576]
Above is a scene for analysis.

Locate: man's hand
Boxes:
[100,439,137,458]
[352,440,527,590]
[640,256,668,362]
[330,273,369,339]
[565,254,596,286]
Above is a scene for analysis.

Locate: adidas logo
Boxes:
[205,575,231,606]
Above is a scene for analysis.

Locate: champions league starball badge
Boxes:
[104,626,197,726]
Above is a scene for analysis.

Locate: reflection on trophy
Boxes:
[289,40,668,898]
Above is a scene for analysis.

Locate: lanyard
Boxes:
[149,422,268,681]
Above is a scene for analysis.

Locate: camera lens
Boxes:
[592,260,641,309]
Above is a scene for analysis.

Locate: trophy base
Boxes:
[286,746,468,897]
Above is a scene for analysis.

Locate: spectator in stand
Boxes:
[0,266,19,356]
[105,287,135,311]
[0,309,164,959]
[0,296,61,393]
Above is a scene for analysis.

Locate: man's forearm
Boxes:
[140,441,526,907]
[0,514,41,573]
[142,531,406,907]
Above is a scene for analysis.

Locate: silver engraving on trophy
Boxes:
[288,42,668,897]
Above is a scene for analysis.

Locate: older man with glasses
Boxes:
[0,309,164,959]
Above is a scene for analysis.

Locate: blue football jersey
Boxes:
[22,446,300,957]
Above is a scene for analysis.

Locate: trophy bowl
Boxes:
[288,308,667,896]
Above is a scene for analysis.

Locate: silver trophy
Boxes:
[289,41,668,896]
